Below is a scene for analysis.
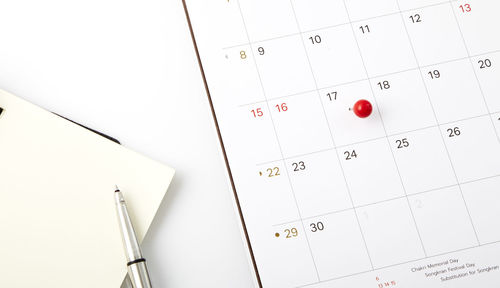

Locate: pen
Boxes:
[115,186,152,288]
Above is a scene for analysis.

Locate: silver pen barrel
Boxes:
[115,187,152,288]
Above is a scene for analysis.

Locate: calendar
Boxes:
[183,0,500,287]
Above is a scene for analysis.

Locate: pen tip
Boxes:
[115,185,120,192]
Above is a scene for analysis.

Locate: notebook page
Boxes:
[184,1,500,287]
[0,90,174,287]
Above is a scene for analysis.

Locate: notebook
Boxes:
[0,89,174,287]
[184,0,500,287]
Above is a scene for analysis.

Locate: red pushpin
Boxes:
[353,99,373,118]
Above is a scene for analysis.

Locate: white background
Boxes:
[0,0,254,287]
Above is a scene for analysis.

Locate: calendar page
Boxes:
[183,0,500,287]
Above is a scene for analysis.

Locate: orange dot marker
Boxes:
[353,99,373,118]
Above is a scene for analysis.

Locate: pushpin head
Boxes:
[353,99,373,118]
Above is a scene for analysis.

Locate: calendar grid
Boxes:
[273,173,500,228]
[288,0,375,271]
[297,239,500,288]
[448,0,500,144]
[235,0,322,281]
[223,0,459,51]
[341,0,428,257]
[190,0,500,286]
[246,0,500,271]
[395,0,481,245]
[256,110,500,167]
[238,48,500,108]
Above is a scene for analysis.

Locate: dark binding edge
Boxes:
[53,113,121,144]
[0,102,118,144]
[181,1,263,287]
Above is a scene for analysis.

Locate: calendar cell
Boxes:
[270,92,333,158]
[397,0,454,11]
[238,0,298,42]
[306,211,372,279]
[231,106,282,164]
[291,0,348,32]
[339,138,405,206]
[303,25,366,88]
[423,59,488,123]
[373,70,437,135]
[222,46,266,105]
[357,198,425,268]
[390,127,456,195]
[214,0,249,46]
[462,176,500,244]
[452,0,500,55]
[251,161,301,224]
[353,14,417,76]
[344,0,399,21]
[261,222,318,287]
[287,150,352,218]
[254,36,316,99]
[471,51,500,113]
[442,116,500,183]
[409,186,478,256]
[320,81,386,146]
[402,3,468,66]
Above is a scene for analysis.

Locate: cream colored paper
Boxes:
[0,89,174,287]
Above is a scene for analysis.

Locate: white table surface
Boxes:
[0,0,255,287]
